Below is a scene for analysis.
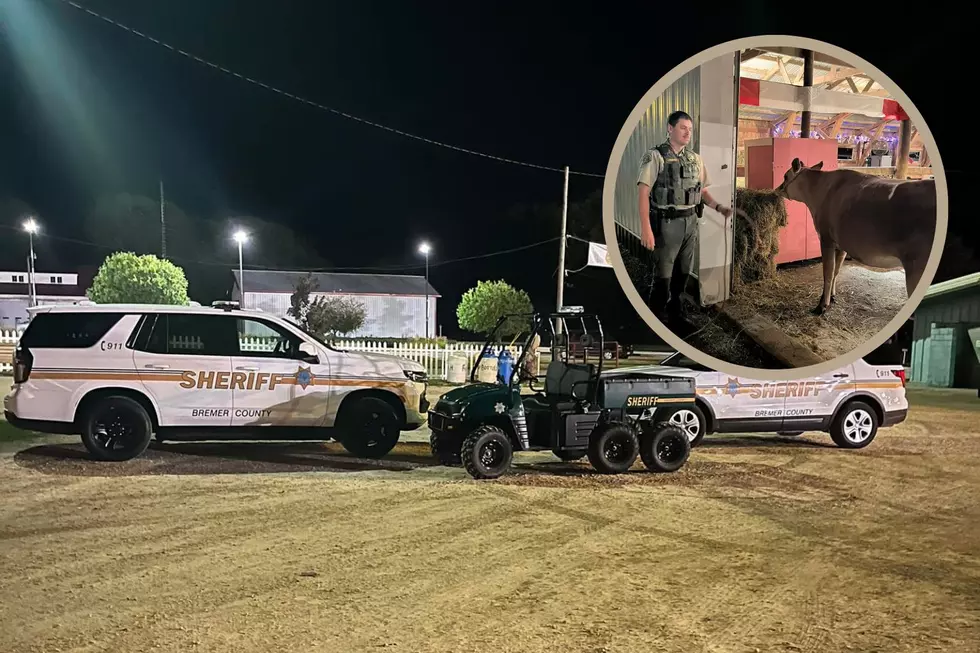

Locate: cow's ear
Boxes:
[810,161,824,171]
[791,158,803,172]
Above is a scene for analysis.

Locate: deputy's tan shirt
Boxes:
[636,146,709,210]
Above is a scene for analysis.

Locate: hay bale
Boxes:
[732,188,789,292]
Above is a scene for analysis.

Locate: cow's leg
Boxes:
[904,256,924,298]
[812,241,836,315]
[830,249,846,303]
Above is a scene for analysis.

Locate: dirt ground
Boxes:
[1,386,978,653]
[726,260,908,364]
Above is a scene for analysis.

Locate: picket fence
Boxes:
[0,327,527,380]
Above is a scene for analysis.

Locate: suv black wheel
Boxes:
[337,397,401,459]
[80,395,154,462]
[829,401,879,449]
[461,425,513,480]
[640,422,691,473]
[430,430,462,466]
[588,421,639,474]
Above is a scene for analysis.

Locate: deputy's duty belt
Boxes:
[653,206,696,219]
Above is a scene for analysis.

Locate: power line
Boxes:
[55,0,605,179]
[0,222,560,273]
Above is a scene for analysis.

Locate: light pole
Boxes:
[418,242,431,339]
[23,218,39,309]
[233,230,248,305]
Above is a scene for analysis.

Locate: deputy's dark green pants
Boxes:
[649,212,698,324]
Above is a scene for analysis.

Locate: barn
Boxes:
[231,269,440,339]
[909,273,980,391]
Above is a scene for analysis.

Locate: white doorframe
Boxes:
[697,52,739,306]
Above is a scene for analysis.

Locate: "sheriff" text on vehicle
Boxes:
[179,370,291,391]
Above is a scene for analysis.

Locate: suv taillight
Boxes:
[13,346,33,384]
[892,368,907,387]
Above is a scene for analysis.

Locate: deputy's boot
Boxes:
[650,277,671,325]
[666,274,688,326]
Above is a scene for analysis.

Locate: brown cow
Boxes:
[775,158,937,315]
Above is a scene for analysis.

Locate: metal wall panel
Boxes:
[613,67,702,237]
[242,291,438,339]
[909,289,980,384]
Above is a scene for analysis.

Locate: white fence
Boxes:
[0,328,525,380]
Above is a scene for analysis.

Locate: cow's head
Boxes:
[775,158,823,200]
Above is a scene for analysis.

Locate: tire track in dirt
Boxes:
[698,556,827,653]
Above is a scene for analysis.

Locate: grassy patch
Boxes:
[0,419,39,442]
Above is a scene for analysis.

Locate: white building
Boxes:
[0,270,90,329]
[230,269,441,339]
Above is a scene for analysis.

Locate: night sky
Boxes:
[0,1,972,341]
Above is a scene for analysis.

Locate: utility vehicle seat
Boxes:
[523,360,595,413]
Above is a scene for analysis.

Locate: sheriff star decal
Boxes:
[295,366,315,390]
[726,377,740,398]
[494,402,506,414]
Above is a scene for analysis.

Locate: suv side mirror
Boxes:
[298,341,319,364]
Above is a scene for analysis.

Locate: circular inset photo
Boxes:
[602,36,947,381]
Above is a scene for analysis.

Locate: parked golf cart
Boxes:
[427,307,697,479]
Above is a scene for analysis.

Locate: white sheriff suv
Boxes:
[4,301,429,461]
[606,352,909,449]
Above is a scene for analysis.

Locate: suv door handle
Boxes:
[236,365,260,371]
[144,364,170,370]
[833,373,849,378]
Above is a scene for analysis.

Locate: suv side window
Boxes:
[236,317,304,359]
[21,312,126,349]
[138,314,238,356]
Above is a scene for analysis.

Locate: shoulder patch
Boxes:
[639,150,653,166]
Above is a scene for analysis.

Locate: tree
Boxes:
[287,272,319,326]
[288,273,366,337]
[87,252,190,305]
[313,297,367,337]
[457,280,533,338]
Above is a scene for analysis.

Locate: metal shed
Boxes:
[909,272,980,390]
[231,269,441,339]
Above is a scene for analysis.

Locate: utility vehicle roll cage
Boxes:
[468,307,606,393]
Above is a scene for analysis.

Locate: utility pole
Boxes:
[23,218,39,309]
[555,166,569,335]
[159,179,167,259]
[418,242,432,339]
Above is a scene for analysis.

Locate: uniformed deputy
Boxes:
[637,110,732,327]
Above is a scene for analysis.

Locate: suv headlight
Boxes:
[404,369,427,383]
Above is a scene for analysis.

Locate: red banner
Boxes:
[881,99,910,121]
[739,77,760,106]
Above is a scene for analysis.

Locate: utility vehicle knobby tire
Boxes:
[80,395,154,462]
[640,422,691,473]
[554,449,587,462]
[587,422,639,474]
[337,397,401,459]
[430,431,462,466]
[657,404,707,447]
[829,401,879,449]
[461,425,514,480]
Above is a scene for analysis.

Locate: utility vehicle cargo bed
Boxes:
[597,374,696,413]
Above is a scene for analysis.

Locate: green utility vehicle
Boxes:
[427,308,697,479]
